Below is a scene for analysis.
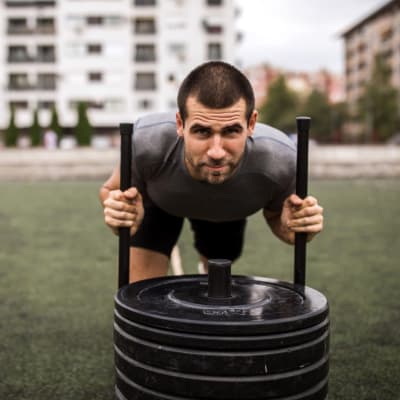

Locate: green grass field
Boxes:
[1,180,399,400]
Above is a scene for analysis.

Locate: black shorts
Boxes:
[130,204,246,262]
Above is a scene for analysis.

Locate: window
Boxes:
[88,101,104,110]
[7,18,29,34]
[134,18,156,34]
[37,45,56,62]
[37,73,57,90]
[9,73,29,90]
[135,44,156,62]
[381,28,393,42]
[38,101,55,109]
[135,72,156,90]
[203,19,223,34]
[87,16,104,25]
[36,17,55,33]
[207,43,222,60]
[9,101,29,110]
[8,46,30,62]
[134,0,156,5]
[88,72,103,82]
[207,0,223,5]
[69,100,104,110]
[138,99,153,109]
[87,44,102,54]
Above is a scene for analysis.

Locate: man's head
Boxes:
[177,61,255,126]
[176,61,258,185]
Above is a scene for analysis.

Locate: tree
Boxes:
[358,54,400,142]
[258,75,299,134]
[30,108,42,147]
[299,89,332,142]
[330,102,348,143]
[4,106,19,147]
[50,106,62,144]
[75,102,92,146]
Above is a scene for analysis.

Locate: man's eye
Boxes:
[224,128,240,135]
[195,129,210,136]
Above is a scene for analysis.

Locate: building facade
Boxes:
[0,0,238,131]
[342,0,400,107]
[245,64,344,108]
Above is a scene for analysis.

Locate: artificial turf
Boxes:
[0,180,399,399]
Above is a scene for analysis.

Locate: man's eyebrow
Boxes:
[221,123,244,132]
[190,123,211,132]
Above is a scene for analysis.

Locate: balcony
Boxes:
[37,46,56,62]
[7,26,33,35]
[37,74,57,90]
[8,55,56,63]
[202,19,223,34]
[8,74,57,91]
[5,1,55,7]
[36,19,56,34]
[8,83,34,91]
[8,47,33,62]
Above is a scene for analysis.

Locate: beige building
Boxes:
[342,0,400,107]
[245,64,344,109]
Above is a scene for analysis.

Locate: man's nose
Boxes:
[207,136,226,159]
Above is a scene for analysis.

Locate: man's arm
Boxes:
[264,194,324,244]
[99,165,144,236]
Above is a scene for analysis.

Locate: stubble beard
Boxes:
[184,153,236,185]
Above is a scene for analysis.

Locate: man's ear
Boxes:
[176,112,184,137]
[247,110,258,136]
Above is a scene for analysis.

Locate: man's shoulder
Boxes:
[135,112,177,132]
[133,112,180,168]
[247,123,296,186]
[252,123,296,154]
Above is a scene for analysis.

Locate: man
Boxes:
[99,61,323,282]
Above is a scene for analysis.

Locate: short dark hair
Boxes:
[177,61,255,125]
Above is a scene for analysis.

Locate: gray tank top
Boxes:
[132,112,296,222]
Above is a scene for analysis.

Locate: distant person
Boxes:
[99,61,324,282]
[43,129,57,149]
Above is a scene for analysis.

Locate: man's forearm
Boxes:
[99,184,112,206]
[264,213,294,245]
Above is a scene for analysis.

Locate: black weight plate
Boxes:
[115,309,330,351]
[115,346,329,399]
[115,275,328,335]
[116,374,328,400]
[114,323,329,375]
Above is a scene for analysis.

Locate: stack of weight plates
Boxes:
[114,275,329,400]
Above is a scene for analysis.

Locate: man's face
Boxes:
[176,96,257,184]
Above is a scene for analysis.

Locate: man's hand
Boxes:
[103,187,144,236]
[282,194,324,243]
[264,194,324,244]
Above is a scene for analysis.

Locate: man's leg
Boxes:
[129,204,184,282]
[189,218,247,273]
[130,247,169,282]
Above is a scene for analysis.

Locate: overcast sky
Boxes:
[235,0,386,73]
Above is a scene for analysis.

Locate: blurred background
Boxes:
[0,1,399,400]
[1,0,400,149]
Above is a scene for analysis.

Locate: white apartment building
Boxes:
[0,0,239,131]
